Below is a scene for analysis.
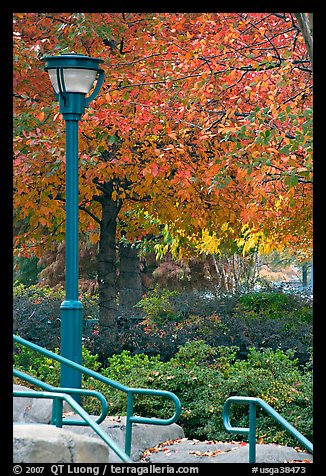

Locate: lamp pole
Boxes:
[41,54,104,394]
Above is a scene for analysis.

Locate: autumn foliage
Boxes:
[13,13,312,263]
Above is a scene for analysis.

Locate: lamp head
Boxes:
[41,53,104,118]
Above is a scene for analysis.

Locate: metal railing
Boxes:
[222,396,313,463]
[13,389,132,463]
[13,334,182,460]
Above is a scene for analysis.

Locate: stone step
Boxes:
[13,422,313,464]
[139,438,313,464]
[13,424,110,463]
[13,384,70,424]
[61,415,184,462]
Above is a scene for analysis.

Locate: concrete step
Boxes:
[62,415,184,462]
[139,438,313,463]
[13,423,110,463]
[13,422,313,464]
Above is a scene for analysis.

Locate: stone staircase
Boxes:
[13,384,184,463]
[13,384,313,464]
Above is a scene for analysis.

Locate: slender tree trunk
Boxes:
[96,191,120,337]
[295,13,313,69]
[119,241,143,312]
[302,263,308,288]
[233,253,241,293]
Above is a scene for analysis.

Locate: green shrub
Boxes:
[14,344,61,388]
[14,340,312,449]
[139,343,312,446]
[14,256,43,286]
[14,344,101,392]
[235,291,312,324]
[134,288,180,328]
[223,347,313,446]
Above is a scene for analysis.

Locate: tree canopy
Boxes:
[13,13,313,262]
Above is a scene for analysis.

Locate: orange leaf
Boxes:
[151,163,159,177]
[37,111,45,121]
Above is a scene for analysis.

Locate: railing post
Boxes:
[52,397,63,428]
[125,392,134,456]
[248,401,257,463]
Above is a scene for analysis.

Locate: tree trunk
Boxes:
[119,241,142,312]
[96,192,120,336]
[295,13,313,69]
[302,263,308,288]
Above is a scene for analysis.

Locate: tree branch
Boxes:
[52,195,101,224]
[79,206,101,225]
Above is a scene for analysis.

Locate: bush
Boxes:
[116,289,312,365]
[115,310,229,363]
[14,256,43,286]
[14,344,101,392]
[132,343,313,447]
[13,283,62,350]
[13,283,99,351]
[14,344,61,387]
[221,347,313,446]
[14,284,312,365]
[234,291,312,324]
[14,340,312,449]
[134,288,180,327]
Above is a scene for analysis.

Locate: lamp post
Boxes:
[41,54,104,394]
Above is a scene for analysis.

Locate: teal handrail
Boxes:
[13,334,182,458]
[13,389,132,463]
[13,368,109,426]
[222,396,313,463]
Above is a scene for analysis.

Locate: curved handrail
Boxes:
[222,396,313,463]
[13,368,109,426]
[129,387,183,425]
[13,389,132,463]
[13,334,182,456]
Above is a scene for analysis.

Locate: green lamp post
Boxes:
[41,54,104,394]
